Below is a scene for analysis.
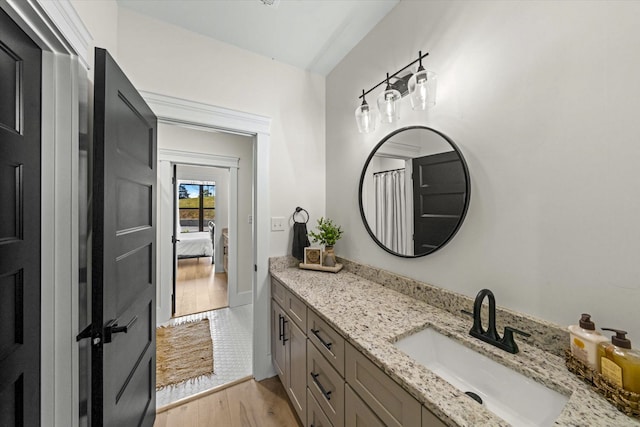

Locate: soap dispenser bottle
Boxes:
[598,328,640,394]
[568,314,607,369]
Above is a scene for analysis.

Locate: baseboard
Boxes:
[229,290,252,307]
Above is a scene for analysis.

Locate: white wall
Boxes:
[327,1,640,343]
[176,164,230,271]
[69,0,118,73]
[116,7,326,256]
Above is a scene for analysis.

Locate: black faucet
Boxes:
[463,289,531,354]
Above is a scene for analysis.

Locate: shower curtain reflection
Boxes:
[374,169,409,255]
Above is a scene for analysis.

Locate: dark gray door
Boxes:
[0,8,41,427]
[92,47,157,427]
[412,151,466,254]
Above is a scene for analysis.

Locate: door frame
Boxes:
[141,91,275,381]
[158,149,242,321]
[0,1,91,426]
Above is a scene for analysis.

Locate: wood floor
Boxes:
[154,377,302,427]
[174,258,228,317]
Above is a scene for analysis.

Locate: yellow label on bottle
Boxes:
[573,337,585,349]
[600,357,623,388]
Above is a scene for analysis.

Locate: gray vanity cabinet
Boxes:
[307,340,345,427]
[422,407,447,427]
[271,302,286,379]
[345,343,421,427]
[345,384,386,427]
[271,278,307,423]
[308,388,333,427]
[271,276,448,427]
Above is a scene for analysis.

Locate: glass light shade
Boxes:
[408,69,437,110]
[377,87,401,124]
[355,101,379,133]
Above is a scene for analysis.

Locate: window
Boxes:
[178,181,215,232]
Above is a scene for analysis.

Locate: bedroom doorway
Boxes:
[173,164,230,317]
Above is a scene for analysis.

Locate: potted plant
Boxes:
[309,217,344,267]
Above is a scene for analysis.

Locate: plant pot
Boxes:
[323,246,336,267]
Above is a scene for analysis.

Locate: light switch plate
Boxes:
[271,216,285,232]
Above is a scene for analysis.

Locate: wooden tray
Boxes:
[298,263,343,273]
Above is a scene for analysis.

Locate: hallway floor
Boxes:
[174,257,228,317]
[156,304,253,408]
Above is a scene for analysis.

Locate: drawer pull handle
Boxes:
[282,318,289,345]
[278,314,283,341]
[311,328,333,350]
[310,372,332,401]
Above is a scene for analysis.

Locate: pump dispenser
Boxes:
[598,328,640,394]
[568,314,607,369]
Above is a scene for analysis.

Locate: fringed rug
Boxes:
[156,318,214,389]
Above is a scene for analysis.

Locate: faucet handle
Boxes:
[460,309,474,318]
[504,326,531,338]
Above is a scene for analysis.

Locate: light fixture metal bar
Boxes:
[358,51,429,99]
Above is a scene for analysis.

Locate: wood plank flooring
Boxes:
[154,377,302,427]
[175,258,228,317]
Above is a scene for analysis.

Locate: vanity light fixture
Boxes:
[355,51,435,133]
[355,89,379,133]
[377,73,401,124]
[408,51,436,110]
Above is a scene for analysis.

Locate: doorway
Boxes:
[143,89,273,392]
[156,121,257,406]
[174,166,229,317]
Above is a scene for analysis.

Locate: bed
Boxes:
[177,221,215,263]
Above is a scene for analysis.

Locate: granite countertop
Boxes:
[270,266,638,427]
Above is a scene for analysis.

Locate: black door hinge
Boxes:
[254,264,257,272]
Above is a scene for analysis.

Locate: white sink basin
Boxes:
[394,328,568,427]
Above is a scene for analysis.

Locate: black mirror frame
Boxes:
[358,125,471,258]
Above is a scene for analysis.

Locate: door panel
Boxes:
[0,8,41,427]
[92,47,157,427]
[412,151,467,254]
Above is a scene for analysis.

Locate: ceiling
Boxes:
[116,0,399,75]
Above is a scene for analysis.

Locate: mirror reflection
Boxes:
[359,126,470,257]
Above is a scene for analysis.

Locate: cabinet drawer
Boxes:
[271,277,287,308]
[308,341,344,427]
[345,343,421,427]
[287,290,307,332]
[422,406,447,427]
[345,384,385,427]
[307,388,333,427]
[308,309,345,377]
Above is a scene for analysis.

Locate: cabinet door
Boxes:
[287,321,307,423]
[271,300,287,383]
[345,384,385,427]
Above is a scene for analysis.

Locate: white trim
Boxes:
[226,166,240,307]
[1,1,83,426]
[141,90,271,135]
[36,0,92,69]
[145,93,274,380]
[252,132,273,380]
[159,148,240,169]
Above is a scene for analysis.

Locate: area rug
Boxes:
[156,318,214,389]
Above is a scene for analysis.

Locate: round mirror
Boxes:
[358,126,470,257]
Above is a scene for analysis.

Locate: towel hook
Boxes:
[293,206,309,224]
